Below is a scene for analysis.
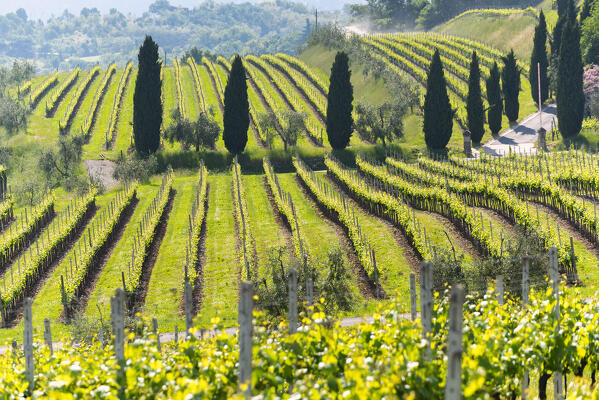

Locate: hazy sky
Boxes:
[0,0,351,21]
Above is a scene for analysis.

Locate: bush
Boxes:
[253,246,353,319]
[113,154,158,184]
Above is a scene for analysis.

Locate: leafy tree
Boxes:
[582,1,599,64]
[133,35,162,157]
[486,62,503,136]
[467,51,485,144]
[501,50,521,122]
[557,17,585,138]
[530,11,549,106]
[580,0,595,23]
[164,107,220,151]
[39,135,87,190]
[223,55,249,155]
[258,111,278,149]
[326,52,354,150]
[280,111,306,151]
[113,154,158,184]
[423,50,453,151]
[355,101,408,146]
[0,97,28,134]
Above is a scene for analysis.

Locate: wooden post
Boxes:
[174,325,179,348]
[184,282,193,339]
[420,261,433,360]
[569,236,579,283]
[496,275,504,306]
[549,247,564,399]
[111,289,125,361]
[44,318,53,356]
[410,273,417,321]
[306,277,313,307]
[152,318,161,354]
[24,297,34,392]
[522,256,530,306]
[238,282,253,398]
[444,285,464,400]
[288,269,297,334]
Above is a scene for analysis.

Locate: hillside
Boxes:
[434,0,557,61]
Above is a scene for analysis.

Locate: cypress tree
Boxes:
[467,51,484,143]
[530,11,549,106]
[486,62,503,136]
[501,50,521,122]
[553,1,577,62]
[133,36,162,157]
[223,55,250,155]
[557,0,569,17]
[557,18,585,138]
[423,50,453,150]
[326,52,354,150]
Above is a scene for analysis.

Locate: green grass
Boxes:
[242,174,289,276]
[321,174,413,305]
[67,71,103,135]
[143,174,197,330]
[196,173,239,328]
[112,69,137,158]
[182,64,201,121]
[83,67,122,158]
[84,181,160,319]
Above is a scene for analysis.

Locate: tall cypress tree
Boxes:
[530,11,549,105]
[553,1,577,63]
[557,18,585,138]
[486,62,503,136]
[326,52,354,150]
[133,36,162,157]
[557,0,569,17]
[467,51,484,143]
[223,55,249,155]
[423,50,453,150]
[501,50,521,122]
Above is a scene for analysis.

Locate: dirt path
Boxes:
[84,160,118,190]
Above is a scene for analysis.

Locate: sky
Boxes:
[0,0,353,21]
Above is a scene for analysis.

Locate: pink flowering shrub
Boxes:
[584,65,599,116]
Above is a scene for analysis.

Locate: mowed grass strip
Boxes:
[182,64,200,121]
[69,70,104,135]
[242,175,289,277]
[112,69,137,158]
[321,173,412,304]
[85,181,160,318]
[196,173,239,328]
[83,67,121,158]
[143,175,196,329]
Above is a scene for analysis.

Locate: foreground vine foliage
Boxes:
[1,286,599,398]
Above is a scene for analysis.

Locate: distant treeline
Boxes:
[0,0,336,73]
[350,0,542,30]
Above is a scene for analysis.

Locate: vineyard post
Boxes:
[44,318,53,356]
[174,325,179,347]
[549,247,564,399]
[24,297,34,391]
[288,269,297,334]
[110,288,125,362]
[184,282,193,339]
[410,273,417,321]
[60,275,68,321]
[522,255,530,398]
[420,261,433,361]
[152,318,161,354]
[569,237,579,283]
[444,285,464,400]
[239,282,253,398]
[306,276,313,307]
[496,275,504,306]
